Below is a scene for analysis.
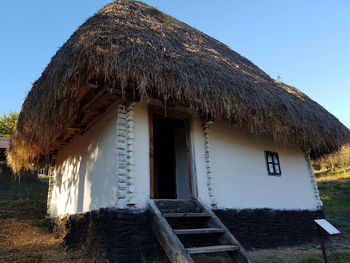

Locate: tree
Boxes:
[313,144,350,170]
[0,112,19,137]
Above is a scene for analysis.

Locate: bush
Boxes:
[313,145,350,170]
[0,112,18,137]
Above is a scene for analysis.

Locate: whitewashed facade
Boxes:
[48,102,322,217]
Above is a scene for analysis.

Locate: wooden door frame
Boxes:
[148,105,197,199]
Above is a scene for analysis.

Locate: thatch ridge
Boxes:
[8,1,350,172]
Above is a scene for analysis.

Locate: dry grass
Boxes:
[316,168,350,183]
[1,169,349,262]
[245,168,350,263]
[313,145,350,171]
[0,220,94,263]
[247,246,350,263]
[316,168,350,261]
[8,0,350,173]
[0,180,95,263]
[0,180,48,220]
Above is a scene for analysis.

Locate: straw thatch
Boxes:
[8,1,350,172]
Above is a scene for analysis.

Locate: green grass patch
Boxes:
[0,199,47,220]
[68,250,80,260]
[0,180,48,220]
[38,174,50,179]
[316,169,350,261]
[305,259,319,263]
[317,170,350,221]
[0,180,48,201]
[28,218,47,228]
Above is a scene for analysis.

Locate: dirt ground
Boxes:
[1,218,348,263]
[247,245,350,263]
[0,172,349,263]
[0,181,95,263]
[0,219,95,263]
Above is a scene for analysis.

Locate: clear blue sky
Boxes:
[1,0,349,127]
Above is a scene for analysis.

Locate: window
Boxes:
[265,151,281,175]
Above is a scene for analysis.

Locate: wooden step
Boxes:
[174,228,225,235]
[163,212,211,218]
[186,245,239,254]
[150,199,252,263]
[155,199,202,213]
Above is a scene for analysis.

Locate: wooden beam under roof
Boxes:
[48,87,122,154]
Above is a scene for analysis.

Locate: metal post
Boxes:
[318,227,329,263]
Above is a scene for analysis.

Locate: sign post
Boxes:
[314,219,341,263]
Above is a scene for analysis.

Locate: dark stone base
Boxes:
[51,208,169,263]
[215,209,324,249]
[51,208,324,262]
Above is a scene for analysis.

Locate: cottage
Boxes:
[8,1,350,262]
[0,137,11,179]
[0,137,10,163]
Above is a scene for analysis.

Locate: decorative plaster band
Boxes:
[305,153,323,208]
[46,167,55,213]
[202,121,216,207]
[116,103,137,208]
[46,154,57,215]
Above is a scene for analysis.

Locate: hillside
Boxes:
[0,169,349,263]
[0,180,94,263]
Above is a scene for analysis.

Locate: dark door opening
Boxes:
[152,113,192,199]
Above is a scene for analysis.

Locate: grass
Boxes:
[0,178,94,263]
[315,168,350,227]
[29,218,47,228]
[0,180,48,220]
[315,167,350,262]
[68,251,79,260]
[0,179,48,200]
[0,168,349,262]
[248,168,350,263]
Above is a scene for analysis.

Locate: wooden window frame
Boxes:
[265,151,282,176]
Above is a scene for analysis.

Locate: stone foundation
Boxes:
[215,209,324,249]
[51,208,324,262]
[52,208,168,263]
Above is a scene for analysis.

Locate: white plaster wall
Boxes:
[174,126,191,199]
[132,103,151,208]
[191,120,211,204]
[48,101,320,215]
[193,122,320,210]
[48,108,118,217]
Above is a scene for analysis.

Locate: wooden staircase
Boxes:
[149,199,252,263]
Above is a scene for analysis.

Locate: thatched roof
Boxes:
[8,1,350,172]
[0,137,11,149]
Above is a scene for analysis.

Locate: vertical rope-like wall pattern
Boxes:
[305,153,323,209]
[202,121,216,207]
[46,167,55,213]
[116,103,137,208]
[46,154,57,215]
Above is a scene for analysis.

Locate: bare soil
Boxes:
[0,219,95,263]
[247,245,350,263]
[0,169,349,263]
[0,181,95,263]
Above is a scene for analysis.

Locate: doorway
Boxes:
[150,108,192,199]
